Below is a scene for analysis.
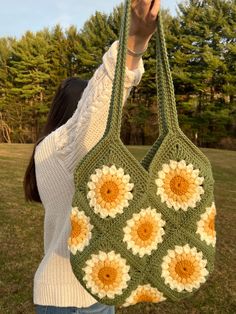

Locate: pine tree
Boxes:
[0,37,16,142]
[0,0,235,146]
[65,25,81,77]
[46,25,68,87]
[9,31,50,141]
[169,0,236,146]
[77,10,119,78]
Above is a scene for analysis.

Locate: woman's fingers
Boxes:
[141,0,155,17]
[131,0,154,19]
[131,0,160,21]
[129,0,161,39]
[149,0,160,20]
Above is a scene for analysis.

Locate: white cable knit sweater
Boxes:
[33,40,145,307]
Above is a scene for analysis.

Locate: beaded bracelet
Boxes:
[127,44,148,57]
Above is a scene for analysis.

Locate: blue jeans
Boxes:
[35,302,115,314]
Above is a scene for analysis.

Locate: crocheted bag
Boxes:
[68,0,217,308]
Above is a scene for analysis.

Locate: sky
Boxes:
[0,0,179,39]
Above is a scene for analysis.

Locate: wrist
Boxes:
[127,35,150,53]
[127,45,147,58]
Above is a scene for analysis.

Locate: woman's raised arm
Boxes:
[52,40,145,174]
[51,0,160,174]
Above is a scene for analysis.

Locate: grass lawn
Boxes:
[0,144,235,314]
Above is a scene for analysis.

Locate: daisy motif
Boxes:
[155,159,204,211]
[161,244,209,292]
[87,164,134,218]
[121,284,166,307]
[67,207,94,255]
[123,207,165,257]
[82,250,131,299]
[196,202,216,246]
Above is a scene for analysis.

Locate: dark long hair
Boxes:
[23,77,88,203]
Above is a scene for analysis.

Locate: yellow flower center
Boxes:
[136,293,156,303]
[137,221,153,241]
[170,175,189,196]
[100,180,119,203]
[205,212,215,236]
[208,217,214,231]
[174,258,195,279]
[71,219,82,238]
[98,266,117,285]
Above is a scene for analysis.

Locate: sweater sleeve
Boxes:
[53,40,145,174]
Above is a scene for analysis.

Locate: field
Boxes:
[0,144,235,314]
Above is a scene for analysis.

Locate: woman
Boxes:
[24,1,161,313]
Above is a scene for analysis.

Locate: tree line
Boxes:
[0,0,235,149]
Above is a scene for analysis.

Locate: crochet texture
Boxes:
[68,1,217,307]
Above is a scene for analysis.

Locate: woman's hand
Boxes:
[129,0,161,41]
[126,0,161,70]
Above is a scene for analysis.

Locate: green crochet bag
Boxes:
[68,0,217,308]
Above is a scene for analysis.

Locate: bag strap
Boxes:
[156,12,180,135]
[103,0,180,140]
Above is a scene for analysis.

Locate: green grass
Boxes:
[0,144,235,314]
